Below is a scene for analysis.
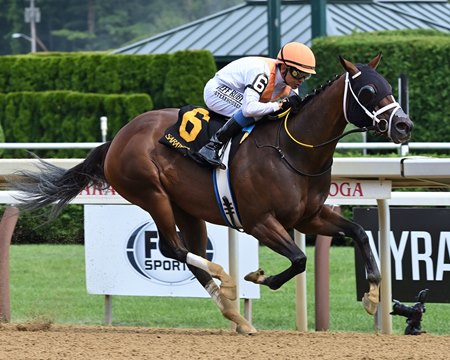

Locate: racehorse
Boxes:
[10,54,413,334]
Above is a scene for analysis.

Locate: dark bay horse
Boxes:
[10,55,413,334]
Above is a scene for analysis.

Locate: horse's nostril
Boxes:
[396,120,413,134]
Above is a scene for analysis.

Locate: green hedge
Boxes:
[0,50,216,109]
[162,50,217,107]
[0,91,152,158]
[311,30,450,142]
[3,205,84,245]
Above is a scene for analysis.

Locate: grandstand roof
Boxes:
[112,0,450,62]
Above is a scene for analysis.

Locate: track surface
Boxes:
[1,323,449,359]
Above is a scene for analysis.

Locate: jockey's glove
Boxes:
[279,94,303,114]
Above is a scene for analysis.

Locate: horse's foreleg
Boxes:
[172,207,251,332]
[186,253,236,300]
[299,206,381,315]
[245,217,307,290]
[172,206,236,300]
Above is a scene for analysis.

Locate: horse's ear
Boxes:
[339,55,359,75]
[368,53,382,69]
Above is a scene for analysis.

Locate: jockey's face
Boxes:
[282,64,310,89]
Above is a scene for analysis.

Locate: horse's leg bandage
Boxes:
[187,252,236,300]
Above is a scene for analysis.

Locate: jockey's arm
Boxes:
[241,87,280,120]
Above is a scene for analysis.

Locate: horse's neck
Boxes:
[298,77,346,143]
[282,77,347,171]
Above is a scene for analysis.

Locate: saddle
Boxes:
[159,105,289,229]
[159,105,248,166]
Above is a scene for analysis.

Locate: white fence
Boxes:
[0,142,449,154]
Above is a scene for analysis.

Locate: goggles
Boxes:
[289,67,311,81]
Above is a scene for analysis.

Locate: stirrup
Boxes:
[196,143,226,170]
[196,151,226,170]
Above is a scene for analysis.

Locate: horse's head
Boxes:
[339,54,413,144]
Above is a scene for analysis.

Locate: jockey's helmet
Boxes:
[276,42,316,75]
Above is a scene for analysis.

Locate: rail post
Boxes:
[314,205,340,331]
[0,206,20,322]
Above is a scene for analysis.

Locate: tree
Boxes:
[1,0,243,54]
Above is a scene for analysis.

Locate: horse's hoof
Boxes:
[236,324,257,335]
[362,292,378,315]
[244,268,265,284]
[220,285,237,301]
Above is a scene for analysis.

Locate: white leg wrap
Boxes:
[205,280,224,311]
[186,252,210,273]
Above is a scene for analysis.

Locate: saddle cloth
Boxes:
[159,105,227,159]
[159,105,247,229]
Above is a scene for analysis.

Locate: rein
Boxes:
[255,118,335,177]
[255,71,396,176]
[280,70,401,150]
[282,108,375,149]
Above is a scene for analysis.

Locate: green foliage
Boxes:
[0,51,215,109]
[3,205,84,245]
[311,30,450,142]
[163,50,217,107]
[0,91,152,158]
[0,49,215,159]
[1,0,243,54]
[0,113,4,157]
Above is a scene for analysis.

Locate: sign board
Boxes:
[84,205,260,299]
[328,179,391,199]
[354,208,450,303]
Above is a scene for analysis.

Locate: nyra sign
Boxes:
[353,208,450,303]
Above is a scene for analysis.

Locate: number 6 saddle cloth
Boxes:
[159,105,253,229]
[159,105,250,166]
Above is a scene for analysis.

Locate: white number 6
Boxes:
[251,73,268,94]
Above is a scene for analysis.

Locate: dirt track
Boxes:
[1,323,449,360]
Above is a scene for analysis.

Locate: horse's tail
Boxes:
[9,141,112,220]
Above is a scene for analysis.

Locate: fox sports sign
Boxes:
[126,221,215,285]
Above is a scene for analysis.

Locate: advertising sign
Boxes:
[353,208,450,303]
[328,180,391,199]
[84,205,259,299]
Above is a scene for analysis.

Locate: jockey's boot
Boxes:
[197,116,242,170]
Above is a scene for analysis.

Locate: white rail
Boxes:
[0,142,448,155]
[0,142,104,149]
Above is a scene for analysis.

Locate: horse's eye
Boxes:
[358,85,376,106]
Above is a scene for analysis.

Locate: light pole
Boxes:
[11,32,48,52]
[24,0,41,53]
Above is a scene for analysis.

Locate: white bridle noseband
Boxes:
[343,71,401,139]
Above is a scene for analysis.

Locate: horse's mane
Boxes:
[299,74,341,108]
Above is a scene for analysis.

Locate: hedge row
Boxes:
[1,205,84,245]
[0,50,217,109]
[0,91,152,157]
[311,30,450,142]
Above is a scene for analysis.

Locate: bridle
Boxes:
[343,71,401,139]
[278,70,403,150]
[257,70,404,176]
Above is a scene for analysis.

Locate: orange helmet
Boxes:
[276,42,316,74]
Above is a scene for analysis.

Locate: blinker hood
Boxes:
[347,64,393,128]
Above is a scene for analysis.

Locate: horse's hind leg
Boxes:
[168,205,256,334]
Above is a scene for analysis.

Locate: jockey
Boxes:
[196,42,316,169]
